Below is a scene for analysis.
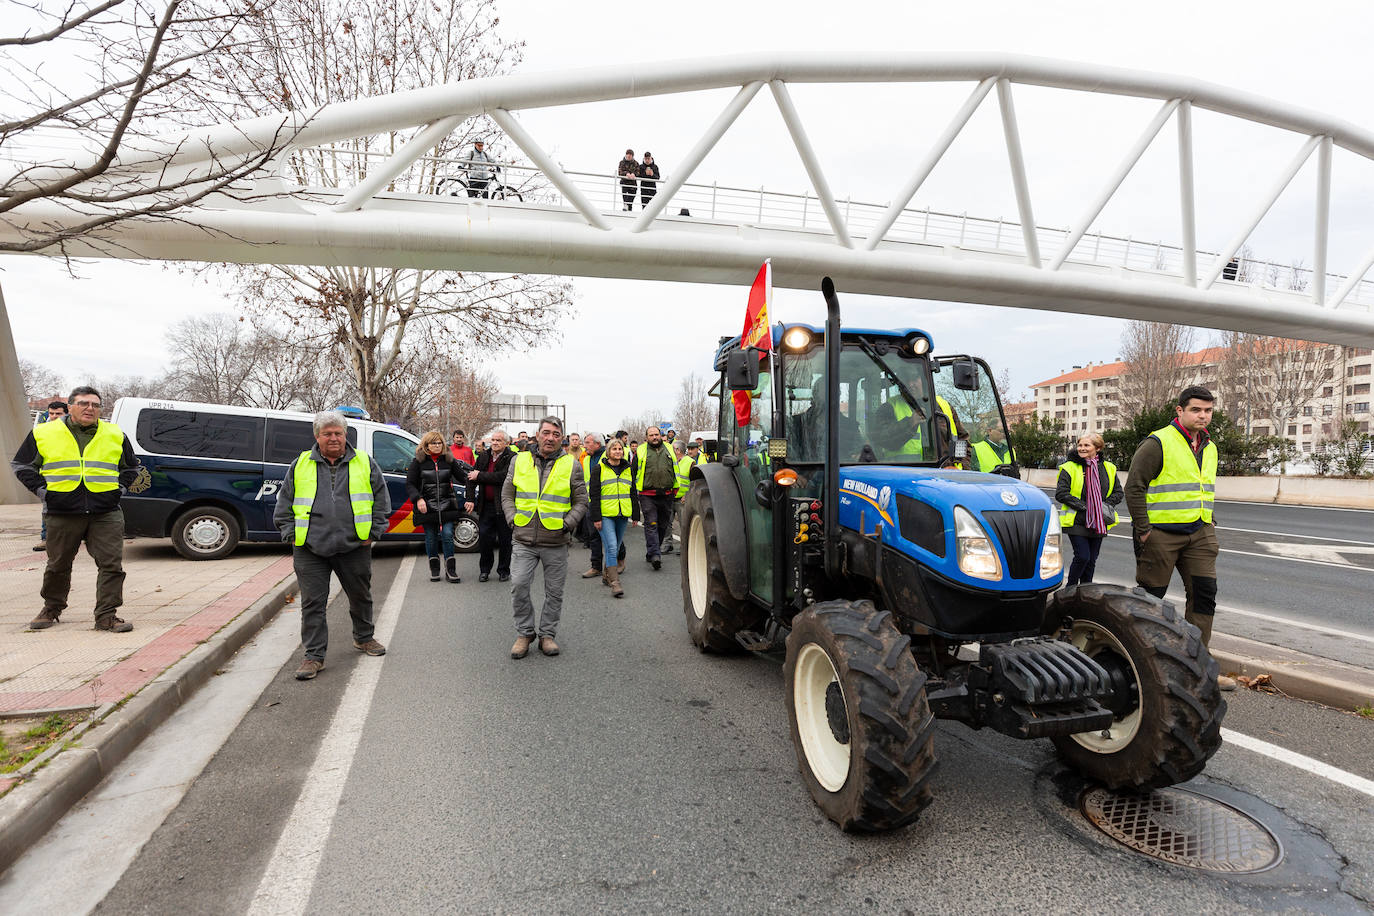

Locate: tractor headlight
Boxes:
[954,506,1002,581]
[1040,511,1063,578]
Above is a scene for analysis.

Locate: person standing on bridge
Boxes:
[274,410,391,681]
[1055,432,1122,586]
[503,416,587,659]
[464,139,496,198]
[467,429,515,583]
[639,152,660,210]
[634,426,677,569]
[1127,386,1234,691]
[617,149,639,211]
[13,387,140,632]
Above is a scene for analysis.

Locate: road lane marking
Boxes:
[1253,542,1374,564]
[1105,532,1374,573]
[248,554,414,916]
[1221,728,1374,799]
[1210,604,1374,646]
[1215,525,1374,546]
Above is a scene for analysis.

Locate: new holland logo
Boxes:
[1000,489,1020,506]
[879,486,892,511]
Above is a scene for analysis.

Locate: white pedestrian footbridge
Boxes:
[4,53,1374,345]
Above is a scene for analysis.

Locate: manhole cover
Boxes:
[1081,786,1282,873]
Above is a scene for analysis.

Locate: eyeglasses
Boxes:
[72,400,102,410]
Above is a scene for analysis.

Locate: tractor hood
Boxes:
[835,467,1060,591]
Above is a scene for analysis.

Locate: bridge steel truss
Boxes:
[5,53,1374,346]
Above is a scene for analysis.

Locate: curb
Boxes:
[1210,640,1374,712]
[0,573,298,877]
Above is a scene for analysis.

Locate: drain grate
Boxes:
[1081,786,1282,873]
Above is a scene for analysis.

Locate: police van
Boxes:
[110,398,479,560]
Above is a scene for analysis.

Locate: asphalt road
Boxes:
[7,527,1367,916]
[1049,496,1374,670]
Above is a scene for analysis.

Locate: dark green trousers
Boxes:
[42,509,126,622]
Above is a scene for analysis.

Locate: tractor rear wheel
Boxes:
[680,481,762,652]
[1047,584,1226,790]
[784,600,937,832]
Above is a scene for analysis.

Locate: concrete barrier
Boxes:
[1020,467,1374,509]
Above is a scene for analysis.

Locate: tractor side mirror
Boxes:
[953,360,979,391]
[725,349,760,391]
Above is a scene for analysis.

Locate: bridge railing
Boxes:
[289,145,1374,308]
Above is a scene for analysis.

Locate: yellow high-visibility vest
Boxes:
[597,461,633,518]
[1057,460,1119,530]
[291,449,374,546]
[512,451,573,529]
[1144,425,1217,525]
[972,439,1014,470]
[674,456,693,497]
[33,420,124,493]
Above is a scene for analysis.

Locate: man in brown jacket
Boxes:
[502,416,588,659]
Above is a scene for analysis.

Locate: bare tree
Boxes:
[164,312,261,404]
[1249,338,1340,470]
[1,0,290,255]
[1217,330,1264,433]
[152,0,573,418]
[18,357,65,401]
[673,371,714,435]
[620,411,666,438]
[80,372,164,404]
[1117,320,1196,418]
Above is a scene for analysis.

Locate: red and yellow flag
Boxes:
[733,260,772,428]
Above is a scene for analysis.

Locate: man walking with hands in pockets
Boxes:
[503,416,587,659]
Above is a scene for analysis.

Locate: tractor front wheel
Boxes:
[680,481,763,653]
[784,600,937,832]
[1048,584,1226,790]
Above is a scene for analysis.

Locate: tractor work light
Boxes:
[782,327,813,351]
[1040,512,1064,578]
[908,335,931,355]
[954,506,1002,580]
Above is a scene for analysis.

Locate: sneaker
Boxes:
[1217,674,1238,691]
[28,609,60,630]
[479,573,490,582]
[94,616,133,633]
[511,634,534,659]
[539,636,560,657]
[32,541,46,552]
[353,638,387,656]
[295,658,324,680]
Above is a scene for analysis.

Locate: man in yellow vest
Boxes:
[1126,386,1233,690]
[971,424,1016,472]
[273,411,391,681]
[502,415,588,659]
[634,426,678,569]
[12,387,140,632]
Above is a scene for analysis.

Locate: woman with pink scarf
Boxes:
[1055,432,1124,586]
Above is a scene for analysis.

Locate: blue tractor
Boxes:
[680,279,1225,832]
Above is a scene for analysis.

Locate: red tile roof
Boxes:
[1031,346,1231,389]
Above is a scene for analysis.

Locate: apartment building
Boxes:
[1030,345,1372,452]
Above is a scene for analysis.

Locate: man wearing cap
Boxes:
[617,149,639,211]
[639,152,660,209]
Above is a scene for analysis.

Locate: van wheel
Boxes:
[171,507,240,560]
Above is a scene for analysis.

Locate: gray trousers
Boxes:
[293,544,375,661]
[42,509,126,621]
[511,541,568,638]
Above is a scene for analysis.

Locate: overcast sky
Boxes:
[5,0,1373,433]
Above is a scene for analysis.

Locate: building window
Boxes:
[1323,386,1334,397]
[1253,426,1269,435]
[1302,406,1313,416]
[1355,384,1371,395]
[1355,364,1371,376]
[1323,405,1333,415]
[1351,402,1370,414]
[1303,424,1312,434]
[1302,442,1313,452]
[1287,425,1297,435]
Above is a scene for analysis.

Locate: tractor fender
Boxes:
[690,462,750,601]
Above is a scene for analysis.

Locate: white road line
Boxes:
[1104,532,1374,573]
[1221,728,1374,799]
[247,554,415,916]
[1215,525,1374,546]
[1210,604,1374,645]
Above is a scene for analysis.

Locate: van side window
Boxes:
[372,430,416,474]
[137,409,264,461]
[265,418,357,465]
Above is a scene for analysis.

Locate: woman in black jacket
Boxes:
[1054,432,1124,586]
[406,430,471,583]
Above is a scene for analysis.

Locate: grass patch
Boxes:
[1357,704,1374,720]
[0,713,82,772]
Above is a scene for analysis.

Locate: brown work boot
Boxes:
[295,658,324,680]
[28,609,61,630]
[580,567,599,578]
[94,616,133,633]
[616,563,625,574]
[539,636,560,657]
[601,568,612,588]
[608,570,624,599]
[353,638,387,656]
[511,634,534,659]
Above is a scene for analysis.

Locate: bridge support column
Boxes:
[0,283,39,505]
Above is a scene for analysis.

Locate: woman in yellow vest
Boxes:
[588,438,638,597]
[1055,432,1123,585]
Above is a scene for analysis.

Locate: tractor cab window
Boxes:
[785,342,935,464]
[933,357,1014,471]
